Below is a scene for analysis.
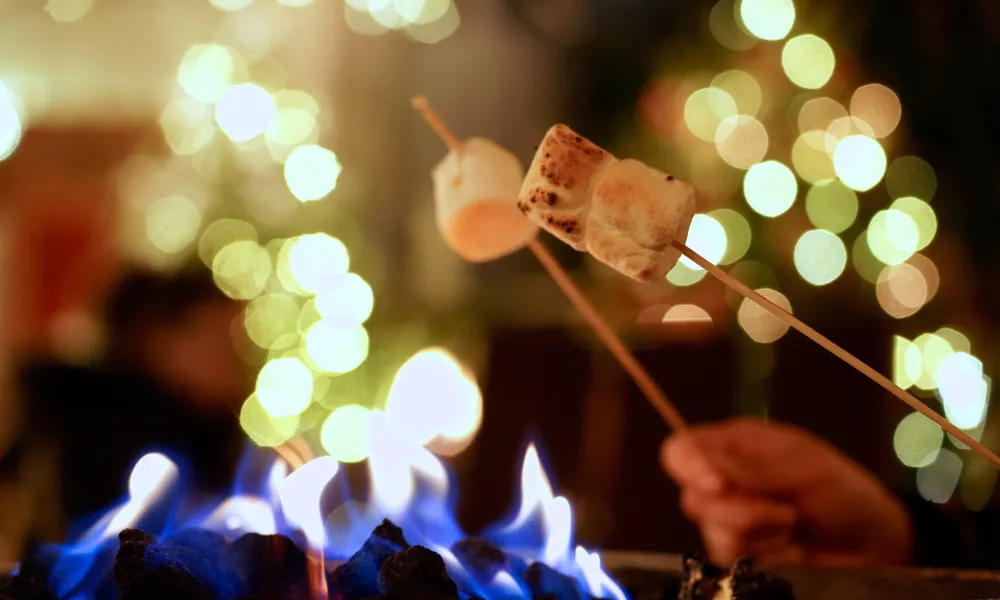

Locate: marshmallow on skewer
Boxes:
[516,124,616,250]
[586,159,696,282]
[431,137,538,262]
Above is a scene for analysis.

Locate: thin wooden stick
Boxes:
[673,240,1000,469]
[411,95,686,431]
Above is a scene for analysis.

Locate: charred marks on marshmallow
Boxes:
[537,125,609,191]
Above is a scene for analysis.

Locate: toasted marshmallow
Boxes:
[585,159,696,282]
[431,137,538,262]
[517,124,615,250]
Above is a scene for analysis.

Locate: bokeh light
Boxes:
[798,97,847,134]
[178,45,235,103]
[890,197,937,251]
[215,83,276,142]
[739,0,795,41]
[711,70,763,115]
[404,0,461,44]
[936,327,971,355]
[304,323,369,374]
[886,155,937,201]
[320,405,372,463]
[315,273,375,327]
[781,34,835,90]
[246,294,300,349]
[288,233,350,294]
[893,412,943,468]
[256,357,314,418]
[793,229,847,286]
[833,135,886,192]
[743,160,798,217]
[212,240,272,300]
[241,394,299,447]
[852,231,883,283]
[791,131,837,183]
[709,0,757,51]
[893,336,923,389]
[708,208,752,264]
[0,96,23,162]
[715,115,768,169]
[284,145,342,202]
[266,90,319,147]
[876,263,928,319]
[679,214,728,270]
[914,333,954,391]
[737,288,792,343]
[199,219,258,268]
[210,0,254,11]
[867,209,919,265]
[666,262,708,287]
[938,352,988,429]
[906,254,940,304]
[145,195,202,254]
[160,97,216,156]
[684,88,738,142]
[917,449,962,504]
[662,305,713,324]
[44,0,95,22]
[805,180,858,234]
[850,83,902,139]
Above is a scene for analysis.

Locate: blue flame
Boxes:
[19,439,628,600]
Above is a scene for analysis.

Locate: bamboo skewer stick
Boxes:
[411,96,687,432]
[673,241,1000,469]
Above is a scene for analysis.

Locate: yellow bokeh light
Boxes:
[680,214,728,271]
[199,219,258,268]
[305,323,369,374]
[805,180,858,234]
[890,197,937,251]
[893,336,923,389]
[781,34,835,90]
[212,240,272,300]
[739,0,795,41]
[709,0,757,51]
[914,333,954,390]
[256,357,314,418]
[210,0,254,11]
[708,208,752,265]
[726,261,779,308]
[246,294,300,350]
[711,70,763,115]
[278,0,315,6]
[917,448,962,504]
[215,83,275,142]
[44,0,94,22]
[0,100,23,162]
[145,195,202,254]
[241,394,299,448]
[738,288,792,343]
[315,273,375,327]
[893,412,943,468]
[297,298,322,335]
[850,83,902,139]
[791,130,837,183]
[938,352,988,429]
[178,45,235,104]
[684,88,738,142]
[833,135,886,192]
[267,109,316,148]
[852,232,883,284]
[715,115,769,169]
[743,160,798,217]
[936,327,971,355]
[320,405,372,463]
[385,348,483,455]
[906,254,940,304]
[886,155,937,201]
[404,0,461,44]
[793,229,847,286]
[876,263,928,319]
[159,97,216,156]
[666,262,708,287]
[798,97,847,134]
[288,233,351,294]
[867,209,918,265]
[662,304,713,325]
[284,145,342,202]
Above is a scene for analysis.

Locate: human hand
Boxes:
[661,418,913,568]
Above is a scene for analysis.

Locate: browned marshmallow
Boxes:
[432,137,538,262]
[517,124,615,250]
[585,159,696,282]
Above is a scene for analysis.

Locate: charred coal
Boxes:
[113,529,217,600]
[727,558,795,600]
[678,556,796,600]
[450,538,508,582]
[0,559,57,600]
[377,546,458,598]
[230,533,309,600]
[524,562,583,600]
[328,520,410,600]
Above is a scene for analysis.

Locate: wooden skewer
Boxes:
[673,240,1000,469]
[410,96,687,432]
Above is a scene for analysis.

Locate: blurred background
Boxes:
[0,0,997,563]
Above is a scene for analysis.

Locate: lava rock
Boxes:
[162,529,229,558]
[728,558,796,600]
[678,554,723,600]
[377,546,457,599]
[0,570,57,600]
[230,533,309,600]
[524,562,582,600]
[113,528,216,600]
[450,538,508,582]
[330,521,409,600]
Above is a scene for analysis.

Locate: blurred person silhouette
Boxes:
[0,267,250,544]
[662,418,1000,571]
